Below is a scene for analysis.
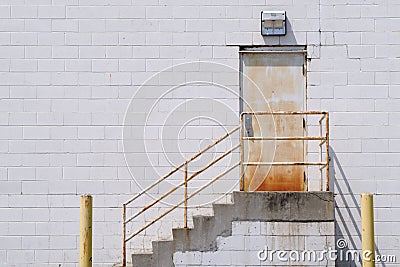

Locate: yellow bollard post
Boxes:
[361,193,375,267]
[80,195,93,267]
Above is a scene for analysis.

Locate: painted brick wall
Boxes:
[0,0,399,266]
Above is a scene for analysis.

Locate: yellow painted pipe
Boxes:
[80,195,93,267]
[361,193,375,267]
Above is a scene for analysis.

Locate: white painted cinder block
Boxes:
[0,0,399,266]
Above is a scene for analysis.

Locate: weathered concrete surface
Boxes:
[131,191,334,267]
[131,253,152,267]
[229,191,334,222]
[174,221,336,267]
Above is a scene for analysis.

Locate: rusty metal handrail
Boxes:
[242,136,326,141]
[124,144,239,226]
[243,161,326,166]
[241,111,328,115]
[123,126,239,207]
[125,162,240,243]
[239,111,329,191]
[122,111,329,266]
[122,126,240,266]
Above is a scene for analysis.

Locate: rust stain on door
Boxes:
[241,51,306,191]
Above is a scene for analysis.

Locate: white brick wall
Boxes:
[0,0,399,266]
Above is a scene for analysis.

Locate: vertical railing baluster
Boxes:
[325,114,330,191]
[184,164,188,228]
[239,113,244,191]
[122,204,126,267]
[319,115,323,191]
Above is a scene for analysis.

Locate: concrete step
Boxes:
[171,227,193,253]
[131,253,152,267]
[152,240,174,267]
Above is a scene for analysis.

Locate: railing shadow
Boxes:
[330,147,386,267]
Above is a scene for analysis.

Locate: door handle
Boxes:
[244,114,254,137]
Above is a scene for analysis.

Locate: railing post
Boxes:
[325,113,330,191]
[122,204,126,267]
[319,115,323,191]
[239,113,244,191]
[184,164,188,228]
[80,195,92,267]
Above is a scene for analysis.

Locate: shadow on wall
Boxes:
[330,148,386,267]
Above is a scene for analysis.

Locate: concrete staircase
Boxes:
[131,191,334,267]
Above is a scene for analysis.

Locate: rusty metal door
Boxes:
[240,49,306,191]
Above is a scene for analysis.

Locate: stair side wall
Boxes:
[174,221,335,266]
